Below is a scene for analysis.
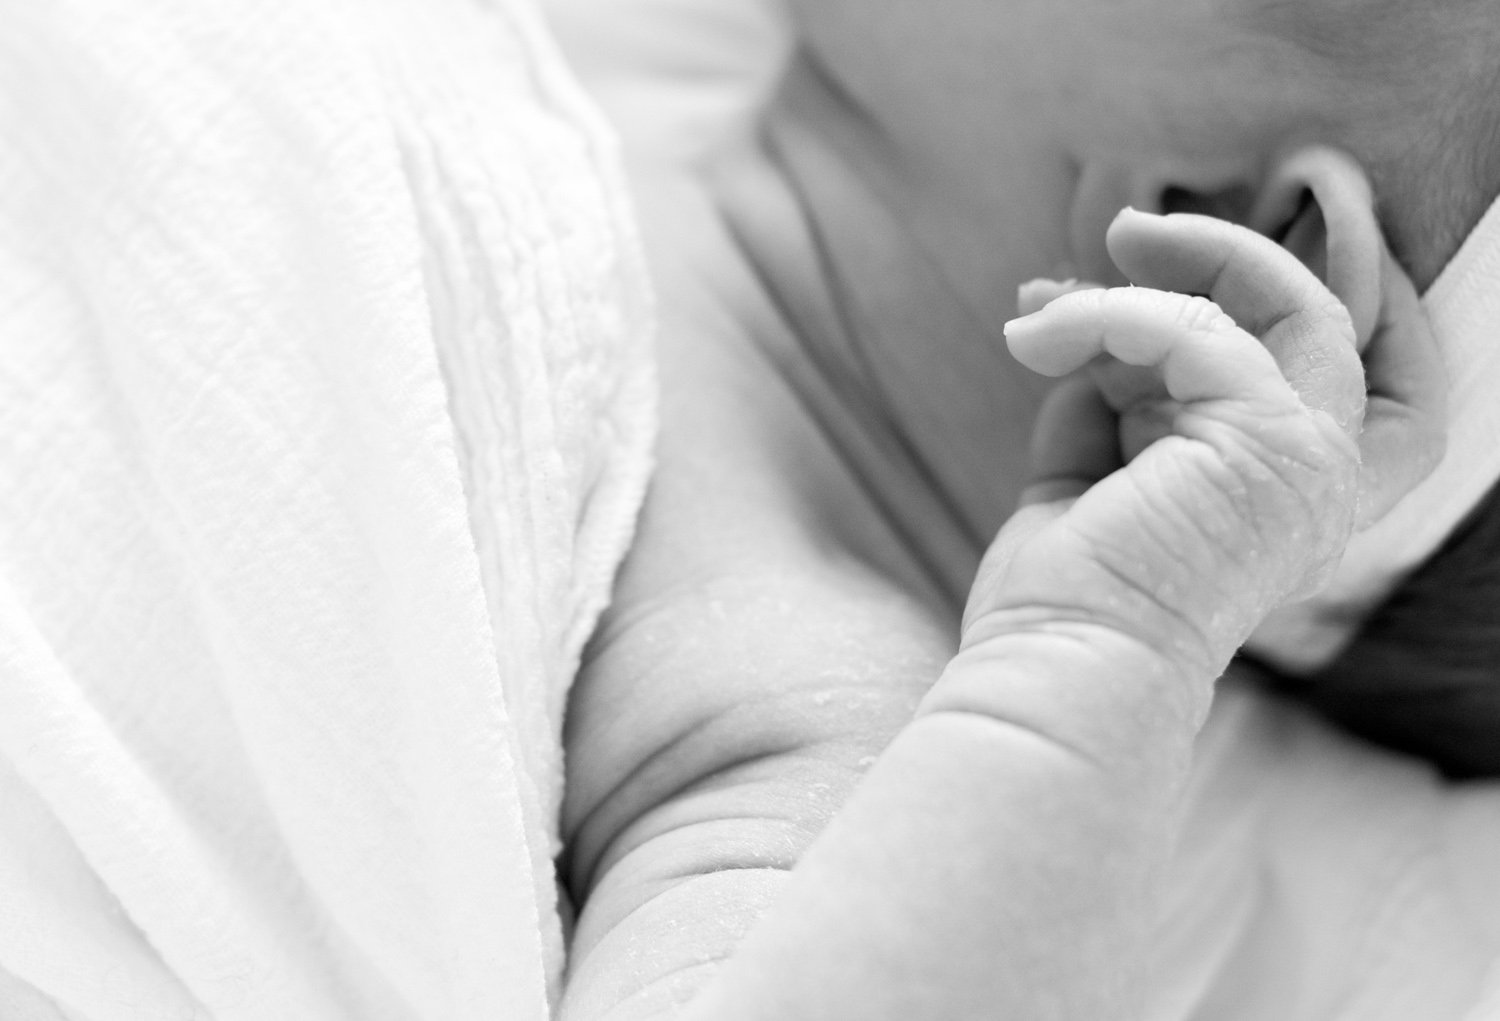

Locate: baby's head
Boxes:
[795,0,1500,289]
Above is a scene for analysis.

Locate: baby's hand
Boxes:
[938,210,1366,743]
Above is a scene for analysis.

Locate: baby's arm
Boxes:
[560,170,960,1020]
[561,200,1364,1019]
[660,209,1366,1020]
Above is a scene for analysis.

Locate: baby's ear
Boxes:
[1251,146,1383,349]
[1250,146,1448,533]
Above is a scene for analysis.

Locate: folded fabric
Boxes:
[1151,682,1500,1021]
[0,1,653,1017]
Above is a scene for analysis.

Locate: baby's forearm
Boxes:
[564,627,1202,1021]
[677,633,1196,1021]
[558,568,955,1021]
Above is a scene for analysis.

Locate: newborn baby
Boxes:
[558,0,1495,1016]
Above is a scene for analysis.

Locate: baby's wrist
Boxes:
[918,622,1215,775]
[965,513,1260,684]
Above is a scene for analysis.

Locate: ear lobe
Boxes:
[1251,146,1383,348]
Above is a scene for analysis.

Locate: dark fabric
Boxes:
[1251,479,1500,779]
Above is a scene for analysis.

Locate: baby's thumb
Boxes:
[1027,375,1123,498]
[963,377,1121,638]
[964,499,1076,639]
[1016,277,1105,317]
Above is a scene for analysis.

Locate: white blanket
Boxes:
[542,0,1500,1017]
[0,1,653,1017]
[1154,682,1500,1021]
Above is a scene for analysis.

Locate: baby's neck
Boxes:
[711,53,1058,604]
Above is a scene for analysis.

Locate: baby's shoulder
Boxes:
[626,159,957,615]
[565,167,959,840]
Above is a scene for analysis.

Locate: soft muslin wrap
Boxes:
[0,1,652,1018]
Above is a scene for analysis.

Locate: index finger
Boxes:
[1004,285,1299,411]
[1105,209,1365,437]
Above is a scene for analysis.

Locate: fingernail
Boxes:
[1019,478,1093,507]
[1017,278,1067,317]
[1003,312,1040,339]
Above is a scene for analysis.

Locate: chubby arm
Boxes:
[675,212,1369,1020]
[561,194,1371,1019]
[559,168,959,1020]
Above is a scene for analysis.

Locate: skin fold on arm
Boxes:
[559,164,962,1020]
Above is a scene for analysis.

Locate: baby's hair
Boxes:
[1372,73,1500,289]
[1248,0,1500,286]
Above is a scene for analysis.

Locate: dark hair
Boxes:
[1372,80,1500,291]
[1258,479,1500,778]
[1249,0,1500,288]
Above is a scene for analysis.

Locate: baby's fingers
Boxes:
[1105,209,1365,439]
[1023,375,1122,505]
[1004,286,1299,414]
[1016,277,1105,317]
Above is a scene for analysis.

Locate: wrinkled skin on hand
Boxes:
[956,209,1365,714]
